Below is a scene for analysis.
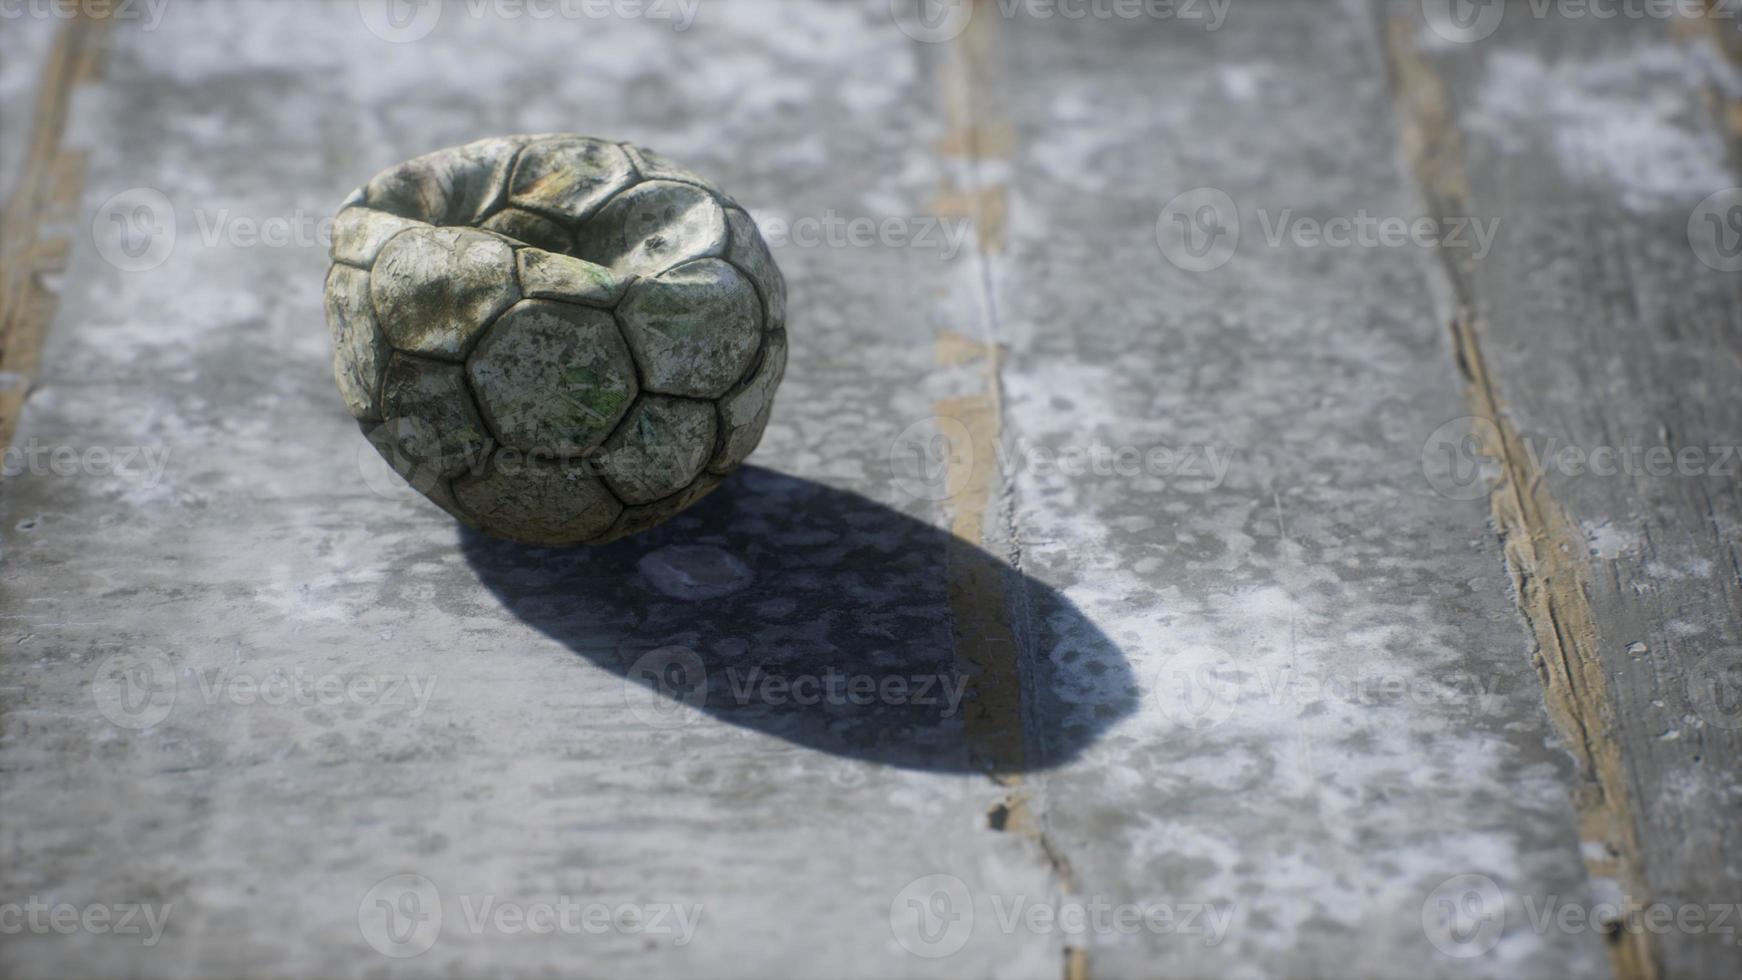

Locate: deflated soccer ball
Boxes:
[325,135,786,545]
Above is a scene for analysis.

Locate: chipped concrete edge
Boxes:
[0,16,105,463]
[1379,14,1658,980]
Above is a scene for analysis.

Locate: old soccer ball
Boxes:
[325,135,786,545]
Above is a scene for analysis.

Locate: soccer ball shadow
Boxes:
[460,466,1138,773]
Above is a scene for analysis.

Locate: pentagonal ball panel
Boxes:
[329,134,789,546]
[467,298,638,456]
[616,258,761,399]
[371,226,519,360]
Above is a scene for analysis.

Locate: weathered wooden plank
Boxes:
[0,2,1068,977]
[1382,4,1742,978]
[4,1,1736,978]
[973,1,1604,976]
[0,16,104,468]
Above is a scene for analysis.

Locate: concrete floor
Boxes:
[1,2,1739,978]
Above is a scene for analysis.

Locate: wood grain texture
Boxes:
[1381,2,1742,977]
[1,1,1738,978]
[0,17,104,465]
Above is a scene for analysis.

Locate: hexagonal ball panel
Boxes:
[331,135,788,545]
[509,137,636,225]
[516,249,627,307]
[380,353,492,478]
[452,457,623,547]
[601,474,724,542]
[724,207,786,331]
[616,258,761,399]
[467,298,638,456]
[597,395,716,504]
[710,331,786,474]
[572,180,726,280]
[480,207,573,254]
[367,136,518,226]
[325,264,388,421]
[371,226,519,360]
